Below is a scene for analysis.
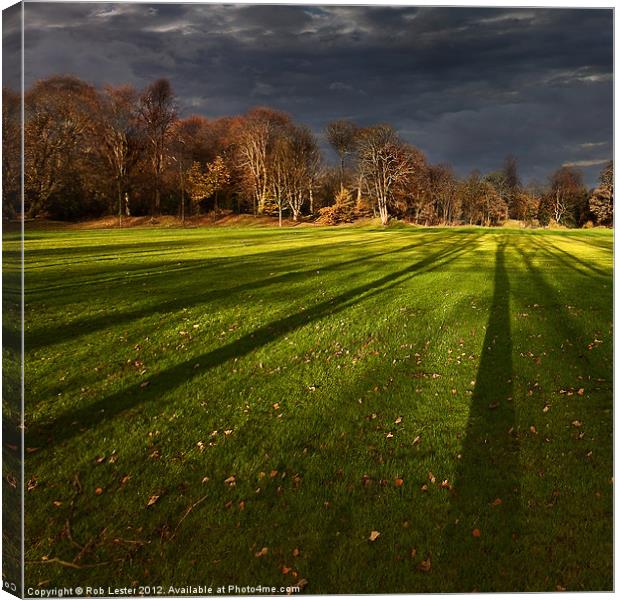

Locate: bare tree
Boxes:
[237,107,291,215]
[325,119,358,190]
[138,78,177,216]
[356,125,415,225]
[98,85,141,227]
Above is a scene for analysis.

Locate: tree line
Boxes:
[2,75,613,227]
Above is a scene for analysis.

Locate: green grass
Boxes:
[13,224,612,592]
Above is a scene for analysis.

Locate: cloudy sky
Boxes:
[12,2,615,186]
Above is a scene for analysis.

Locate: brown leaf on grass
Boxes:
[472,528,481,538]
[95,456,106,464]
[27,477,38,491]
[572,420,583,428]
[428,472,436,484]
[270,470,279,478]
[491,498,503,507]
[369,530,381,542]
[440,480,451,489]
[530,425,538,434]
[386,432,394,439]
[417,558,432,572]
[577,388,585,396]
[224,475,236,486]
[140,381,150,389]
[95,487,104,495]
[413,435,421,446]
[394,478,404,487]
[146,495,160,507]
[394,416,403,424]
[255,547,268,557]
[292,548,300,557]
[543,405,550,413]
[120,475,131,486]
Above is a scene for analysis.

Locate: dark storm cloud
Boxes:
[20,2,612,186]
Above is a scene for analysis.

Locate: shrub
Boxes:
[316,188,356,225]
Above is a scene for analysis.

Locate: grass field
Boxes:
[13,223,613,592]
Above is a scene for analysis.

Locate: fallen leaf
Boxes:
[95,487,104,495]
[394,478,404,487]
[491,498,503,507]
[369,530,381,542]
[394,416,403,424]
[440,479,451,489]
[417,558,432,572]
[572,420,583,428]
[140,381,150,389]
[255,547,268,557]
[146,495,159,507]
[412,435,421,446]
[386,432,394,439]
[428,472,436,484]
[292,548,300,557]
[420,484,429,492]
[224,475,236,486]
[472,528,481,538]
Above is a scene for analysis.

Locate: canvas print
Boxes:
[1,1,613,596]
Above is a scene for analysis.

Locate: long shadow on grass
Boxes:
[516,245,611,381]
[25,233,461,351]
[439,240,521,592]
[538,237,611,278]
[28,234,480,447]
[528,237,608,282]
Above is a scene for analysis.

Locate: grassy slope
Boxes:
[14,224,612,592]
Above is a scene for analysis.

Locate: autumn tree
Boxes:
[429,164,459,224]
[138,78,177,215]
[588,161,613,226]
[317,187,356,225]
[185,156,230,214]
[24,76,100,218]
[2,87,20,217]
[541,167,587,226]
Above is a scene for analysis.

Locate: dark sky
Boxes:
[16,2,614,186]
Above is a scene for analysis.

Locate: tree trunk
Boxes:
[378,199,389,225]
[117,180,122,228]
[278,202,282,227]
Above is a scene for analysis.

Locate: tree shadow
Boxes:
[439,239,521,591]
[28,234,481,448]
[528,237,608,282]
[538,237,611,278]
[25,233,460,351]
